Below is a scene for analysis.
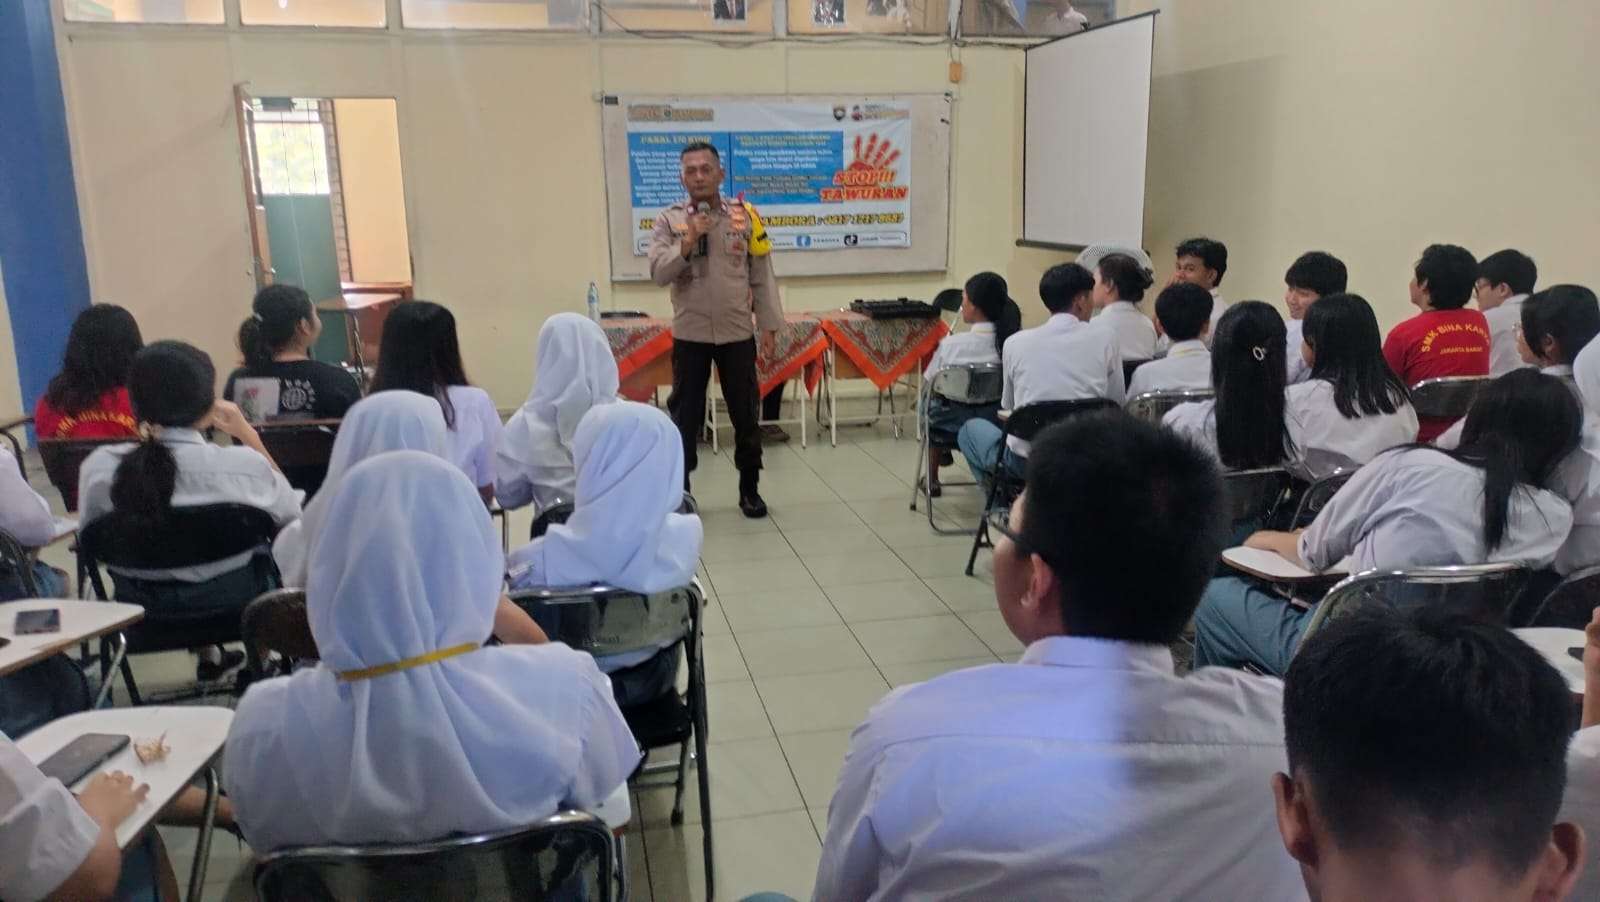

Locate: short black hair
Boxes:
[1176,237,1228,286]
[1284,251,1348,297]
[1022,411,1226,644]
[1414,244,1478,310]
[1285,607,1573,878]
[1097,253,1156,303]
[1153,282,1214,342]
[1038,262,1095,315]
[1478,249,1538,296]
[680,141,720,161]
[1521,284,1600,366]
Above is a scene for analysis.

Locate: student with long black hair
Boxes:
[921,275,1019,495]
[1537,285,1600,575]
[1286,293,1418,477]
[34,304,144,440]
[1163,301,1294,471]
[1192,368,1579,676]
[370,300,502,504]
[224,284,360,422]
[80,341,301,682]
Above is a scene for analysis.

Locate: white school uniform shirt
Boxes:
[443,385,503,490]
[922,322,999,381]
[1285,379,1420,479]
[78,429,302,582]
[1551,355,1600,574]
[1094,300,1158,362]
[1285,317,1312,385]
[1157,288,1228,356]
[813,636,1304,902]
[1163,399,1221,459]
[0,734,101,902]
[1296,446,1572,574]
[1485,295,1531,377]
[1561,727,1600,902]
[1127,339,1211,398]
[0,448,61,547]
[1001,313,1123,456]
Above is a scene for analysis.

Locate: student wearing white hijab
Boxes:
[496,314,620,513]
[225,452,638,853]
[508,401,702,705]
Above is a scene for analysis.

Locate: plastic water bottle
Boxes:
[586,282,601,322]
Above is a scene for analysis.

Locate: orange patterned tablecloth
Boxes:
[604,314,828,402]
[817,311,949,390]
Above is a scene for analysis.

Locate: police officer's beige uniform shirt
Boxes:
[648,198,782,344]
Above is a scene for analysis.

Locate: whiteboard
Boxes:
[601,94,951,281]
[1022,12,1157,249]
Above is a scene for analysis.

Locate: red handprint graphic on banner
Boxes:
[849,133,902,172]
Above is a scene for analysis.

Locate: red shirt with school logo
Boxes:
[33,387,139,440]
[1382,307,1491,441]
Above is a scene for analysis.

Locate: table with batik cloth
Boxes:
[603,311,948,447]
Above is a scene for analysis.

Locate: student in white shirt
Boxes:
[1476,248,1539,376]
[369,301,503,505]
[1168,236,1229,349]
[1527,285,1600,575]
[496,313,620,514]
[815,413,1302,901]
[225,451,638,854]
[1282,250,1348,385]
[1090,252,1158,362]
[0,447,68,601]
[1287,293,1419,478]
[1561,607,1600,902]
[1163,301,1294,471]
[956,263,1122,483]
[921,275,1017,496]
[1127,281,1213,398]
[1282,607,1583,902]
[79,341,301,682]
[1193,369,1580,675]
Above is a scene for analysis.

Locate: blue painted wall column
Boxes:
[0,1,93,416]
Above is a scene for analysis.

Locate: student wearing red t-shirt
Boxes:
[1382,244,1490,441]
[32,305,144,440]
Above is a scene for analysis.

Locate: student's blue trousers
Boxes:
[955,419,1026,486]
[1191,576,1315,677]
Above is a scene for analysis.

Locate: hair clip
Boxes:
[251,312,265,322]
[1252,346,1267,362]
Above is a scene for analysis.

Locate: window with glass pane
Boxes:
[960,0,1113,37]
[252,100,333,196]
[600,0,772,34]
[787,0,948,35]
[402,0,588,30]
[240,0,387,27]
[64,0,225,24]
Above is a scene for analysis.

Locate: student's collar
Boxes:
[159,427,206,445]
[1021,635,1175,674]
[969,322,995,334]
[1107,300,1138,311]
[1047,312,1080,327]
[1543,364,1574,378]
[1167,339,1208,356]
[1209,288,1223,300]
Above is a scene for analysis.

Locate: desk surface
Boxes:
[1514,627,1586,695]
[17,706,234,848]
[0,599,143,676]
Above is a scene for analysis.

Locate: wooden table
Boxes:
[17,706,234,902]
[0,600,143,707]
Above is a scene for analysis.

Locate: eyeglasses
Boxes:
[987,506,1033,557]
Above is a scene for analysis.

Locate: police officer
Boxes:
[648,141,782,518]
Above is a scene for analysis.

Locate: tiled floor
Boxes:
[24,408,1015,901]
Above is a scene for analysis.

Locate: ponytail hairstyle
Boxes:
[1303,293,1411,418]
[1520,285,1600,367]
[1450,369,1581,551]
[245,284,316,370]
[111,341,216,525]
[43,304,144,415]
[964,272,1017,359]
[1210,301,1292,469]
[369,301,471,428]
[1097,253,1156,304]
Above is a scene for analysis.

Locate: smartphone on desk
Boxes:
[14,608,61,635]
[38,733,131,787]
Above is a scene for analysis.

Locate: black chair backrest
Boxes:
[928,364,1004,406]
[254,812,616,902]
[80,503,281,571]
[241,588,317,678]
[1004,398,1118,443]
[1125,389,1214,425]
[1300,564,1534,647]
[529,502,575,541]
[1288,469,1356,530]
[0,526,39,595]
[37,438,126,513]
[509,584,696,660]
[1528,564,1600,629]
[255,419,340,471]
[1410,376,1491,421]
[1121,359,1150,389]
[1223,466,1293,524]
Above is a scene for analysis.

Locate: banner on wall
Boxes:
[627,99,912,254]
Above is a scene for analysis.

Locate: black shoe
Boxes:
[197,649,246,683]
[761,424,791,444]
[740,490,769,518]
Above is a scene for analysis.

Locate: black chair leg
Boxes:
[119,655,142,706]
[966,471,1002,577]
[670,739,690,826]
[696,725,714,901]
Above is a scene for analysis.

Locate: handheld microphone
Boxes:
[695,201,710,257]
